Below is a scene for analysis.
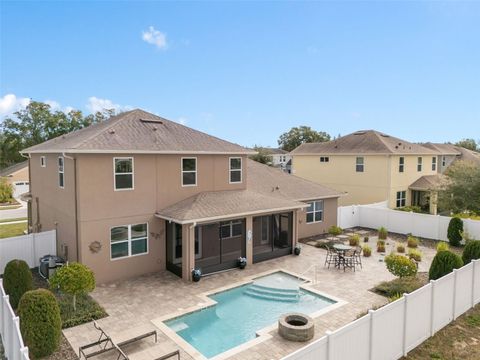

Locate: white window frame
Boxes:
[110,223,149,260]
[396,191,406,207]
[356,157,364,172]
[320,156,329,163]
[442,156,446,167]
[40,156,46,167]
[113,157,134,191]
[399,156,404,173]
[181,157,197,187]
[58,156,64,189]
[432,156,437,171]
[417,157,423,172]
[229,157,242,184]
[306,200,324,224]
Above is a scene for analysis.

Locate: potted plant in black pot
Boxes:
[191,268,202,282]
[294,244,302,255]
[238,257,247,269]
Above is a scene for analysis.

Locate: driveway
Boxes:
[0,200,27,221]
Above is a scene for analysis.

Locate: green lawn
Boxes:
[0,222,27,238]
[0,205,22,210]
[0,217,27,224]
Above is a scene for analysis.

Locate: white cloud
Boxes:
[45,100,61,110]
[0,94,30,117]
[177,117,187,125]
[142,26,168,49]
[86,97,132,114]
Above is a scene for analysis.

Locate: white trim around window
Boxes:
[432,156,437,171]
[396,191,406,208]
[110,223,149,260]
[417,157,423,172]
[113,157,134,191]
[355,156,364,172]
[398,156,404,173]
[229,157,242,183]
[306,200,324,224]
[40,156,46,167]
[181,157,197,187]
[58,156,64,188]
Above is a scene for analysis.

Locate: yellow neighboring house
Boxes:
[290,130,442,213]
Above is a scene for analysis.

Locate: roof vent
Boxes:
[354,131,366,135]
[380,133,390,137]
[108,129,115,135]
[140,118,163,124]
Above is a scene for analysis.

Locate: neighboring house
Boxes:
[22,109,341,283]
[0,161,30,199]
[258,147,292,172]
[290,130,442,214]
[422,143,480,171]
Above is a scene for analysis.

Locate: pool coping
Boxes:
[151,268,346,360]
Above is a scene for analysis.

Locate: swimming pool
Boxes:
[164,271,336,359]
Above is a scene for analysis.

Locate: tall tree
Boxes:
[438,161,480,214]
[278,126,330,152]
[0,102,114,168]
[455,138,479,152]
[249,146,273,165]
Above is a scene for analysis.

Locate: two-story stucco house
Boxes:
[290,130,442,213]
[22,110,341,283]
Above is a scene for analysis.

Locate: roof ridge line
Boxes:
[371,131,394,154]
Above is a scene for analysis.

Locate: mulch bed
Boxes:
[42,334,78,360]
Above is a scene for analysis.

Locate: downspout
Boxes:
[20,152,32,233]
[189,222,197,274]
[63,152,79,262]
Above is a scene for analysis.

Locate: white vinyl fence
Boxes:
[338,204,480,241]
[0,230,56,275]
[1,279,29,360]
[283,259,480,360]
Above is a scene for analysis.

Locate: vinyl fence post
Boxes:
[368,309,375,360]
[452,269,458,320]
[402,293,409,357]
[472,260,477,307]
[429,280,436,336]
[20,346,29,360]
[326,330,333,360]
[13,316,20,360]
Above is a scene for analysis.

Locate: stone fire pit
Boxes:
[278,313,314,342]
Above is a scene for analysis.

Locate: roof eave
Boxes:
[21,149,257,155]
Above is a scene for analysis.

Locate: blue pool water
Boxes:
[165,272,335,358]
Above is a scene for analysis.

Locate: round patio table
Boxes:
[332,244,353,269]
[333,244,352,252]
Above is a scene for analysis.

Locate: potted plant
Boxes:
[191,268,202,282]
[294,244,302,255]
[238,257,247,269]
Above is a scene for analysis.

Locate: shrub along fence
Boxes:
[0,279,29,360]
[338,203,480,241]
[0,230,56,274]
[282,259,480,360]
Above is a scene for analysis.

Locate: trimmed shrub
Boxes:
[447,217,463,247]
[3,259,33,309]
[349,234,360,246]
[374,276,426,297]
[436,241,450,253]
[18,289,61,358]
[429,250,463,280]
[385,254,418,278]
[364,236,369,242]
[378,227,388,240]
[328,225,343,236]
[50,262,95,312]
[396,243,405,253]
[363,245,372,257]
[408,249,422,262]
[407,236,419,248]
[0,177,14,203]
[462,240,480,264]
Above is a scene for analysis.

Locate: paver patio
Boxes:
[64,239,436,360]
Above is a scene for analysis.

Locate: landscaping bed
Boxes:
[403,303,480,360]
[372,272,428,298]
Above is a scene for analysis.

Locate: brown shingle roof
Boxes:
[0,160,28,176]
[22,109,254,155]
[290,130,439,155]
[257,147,288,155]
[156,159,342,223]
[423,143,480,166]
[409,174,445,191]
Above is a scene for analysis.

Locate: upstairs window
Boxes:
[40,156,46,167]
[356,157,364,172]
[114,157,134,190]
[320,156,329,163]
[442,156,446,167]
[182,158,197,186]
[229,157,242,183]
[306,200,323,223]
[399,157,404,173]
[417,157,423,172]
[432,157,437,171]
[58,156,64,188]
[396,191,406,207]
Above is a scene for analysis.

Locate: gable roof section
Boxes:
[423,143,480,166]
[22,109,254,155]
[409,174,445,191]
[0,161,28,177]
[290,130,438,155]
[258,147,288,155]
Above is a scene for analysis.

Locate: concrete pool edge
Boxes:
[151,268,347,360]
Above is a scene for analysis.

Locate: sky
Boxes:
[1,1,479,148]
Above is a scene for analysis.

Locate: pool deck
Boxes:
[63,239,436,360]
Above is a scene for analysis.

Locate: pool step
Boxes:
[244,284,300,302]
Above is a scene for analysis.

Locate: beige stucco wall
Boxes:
[297,197,338,239]
[292,155,390,206]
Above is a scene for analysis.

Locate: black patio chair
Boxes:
[342,249,356,272]
[324,245,339,269]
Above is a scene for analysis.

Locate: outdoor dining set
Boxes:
[324,243,363,271]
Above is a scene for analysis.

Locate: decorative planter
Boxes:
[192,269,202,282]
[294,245,301,256]
[238,257,247,269]
[278,313,314,342]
